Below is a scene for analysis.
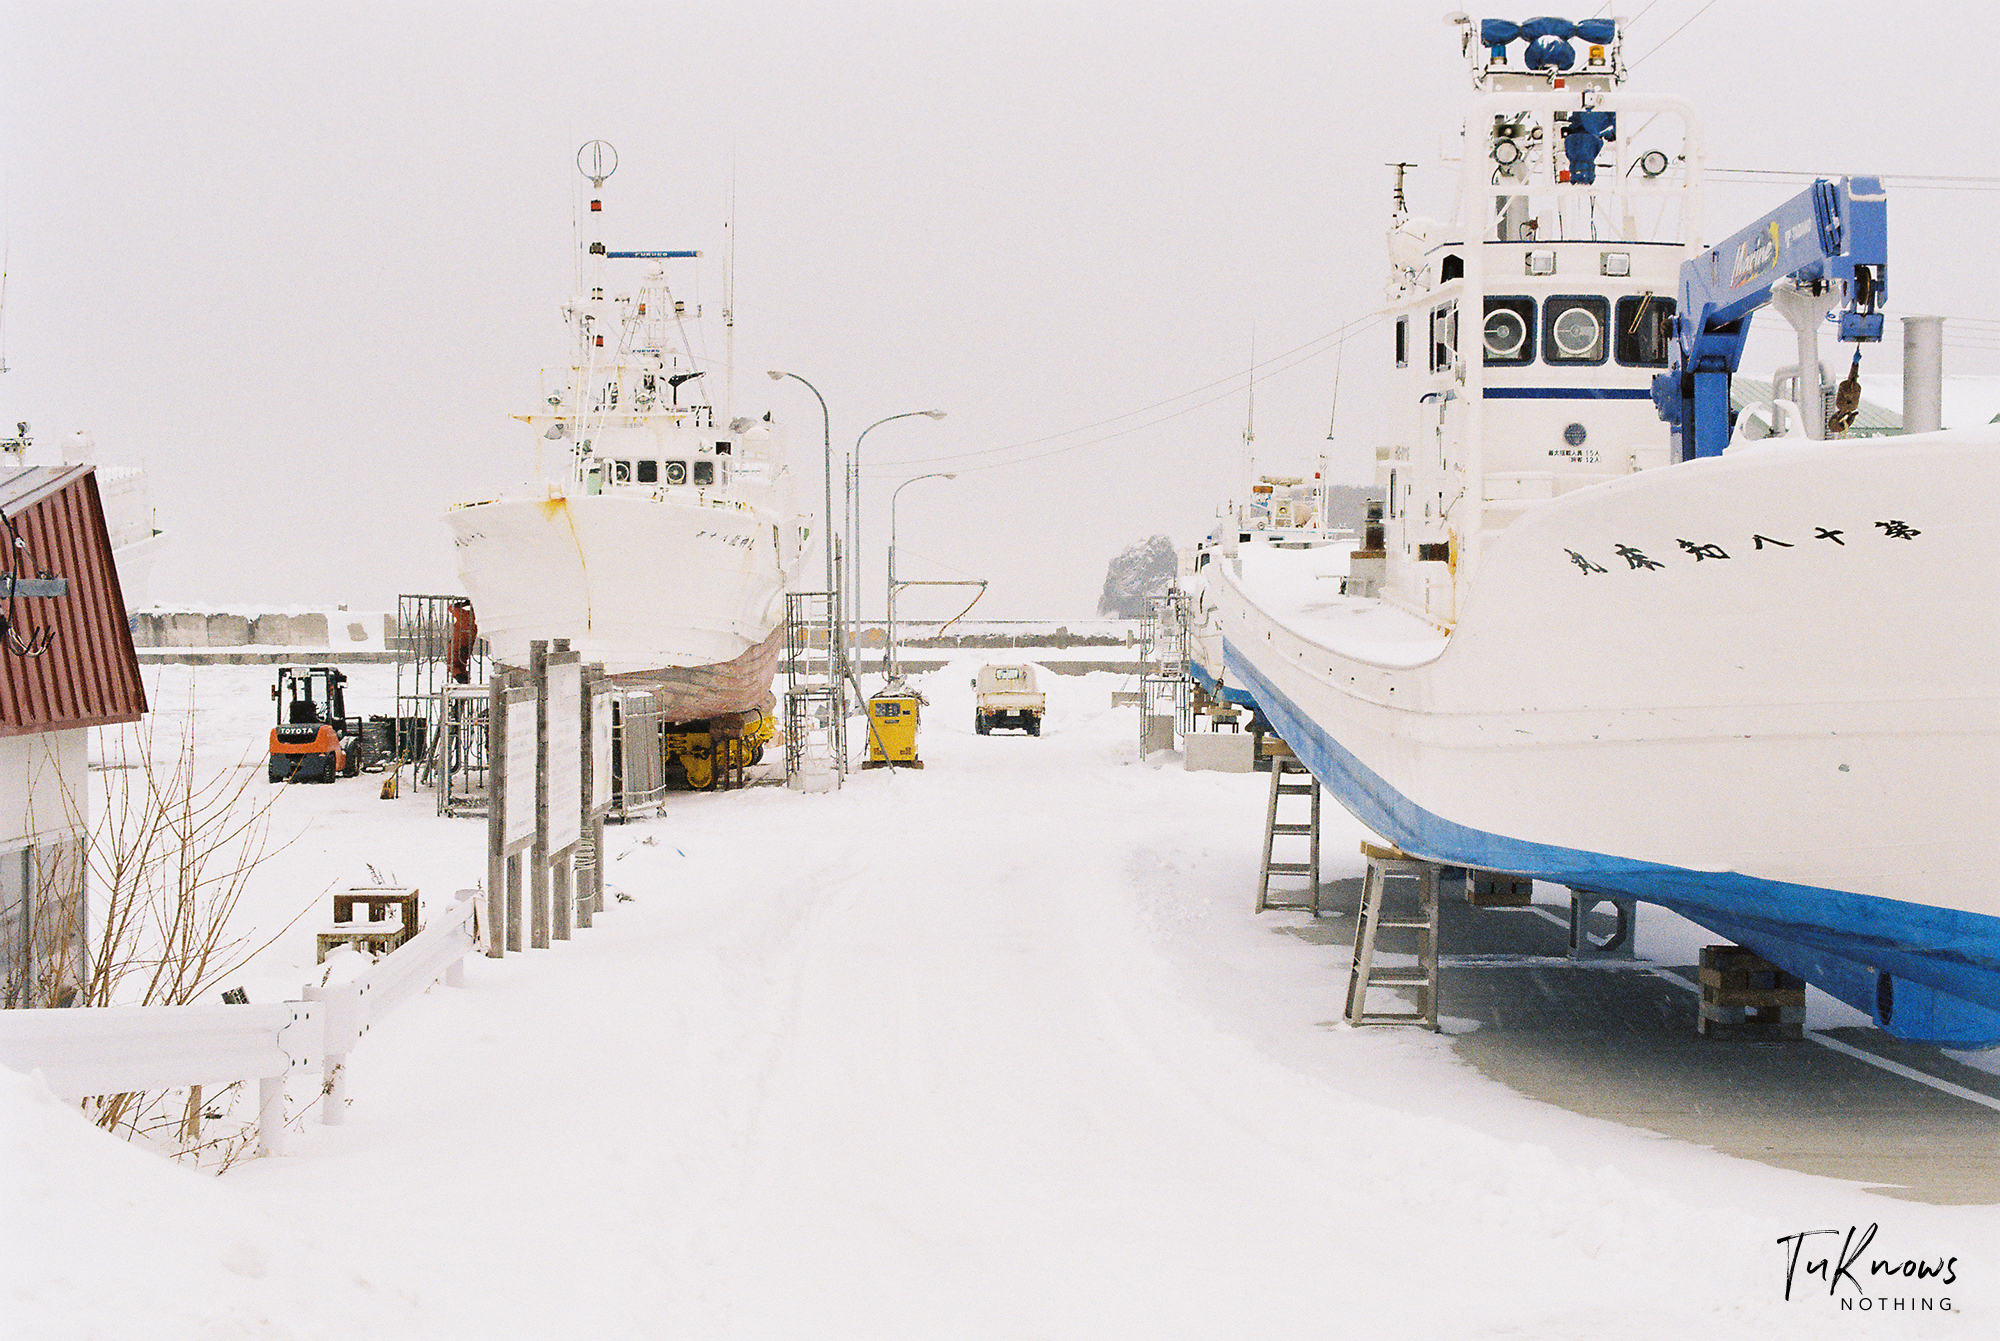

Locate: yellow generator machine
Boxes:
[863,688,924,769]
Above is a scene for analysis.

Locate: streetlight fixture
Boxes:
[766,370,834,605]
[849,409,946,679]
[766,369,848,756]
[887,472,957,683]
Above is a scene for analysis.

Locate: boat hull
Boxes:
[1215,429,2000,1045]
[448,490,794,715]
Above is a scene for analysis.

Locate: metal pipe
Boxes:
[1902,315,1944,434]
[887,472,956,682]
[767,371,842,722]
[852,410,947,679]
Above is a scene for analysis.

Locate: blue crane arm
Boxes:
[1651,176,1887,459]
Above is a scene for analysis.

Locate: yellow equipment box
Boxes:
[863,690,924,769]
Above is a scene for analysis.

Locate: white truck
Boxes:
[972,664,1045,736]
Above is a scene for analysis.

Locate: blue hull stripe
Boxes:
[1190,658,1257,707]
[1483,387,1655,399]
[1222,637,2000,1046]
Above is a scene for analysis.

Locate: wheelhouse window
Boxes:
[1614,295,1676,367]
[636,460,658,484]
[692,461,715,487]
[1542,296,1610,366]
[664,460,688,486]
[1482,297,1536,366]
[1394,316,1409,369]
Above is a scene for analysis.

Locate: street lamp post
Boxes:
[764,368,844,736]
[766,370,834,604]
[850,410,946,680]
[887,472,957,683]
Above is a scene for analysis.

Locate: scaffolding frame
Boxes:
[608,688,668,820]
[436,685,493,817]
[393,593,490,788]
[783,589,846,787]
[1138,587,1193,754]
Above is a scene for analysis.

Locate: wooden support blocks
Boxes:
[1697,945,1805,1039]
[1465,871,1533,907]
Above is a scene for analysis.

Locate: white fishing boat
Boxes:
[0,427,166,609]
[1200,17,2000,1046]
[446,143,809,723]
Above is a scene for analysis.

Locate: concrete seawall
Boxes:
[128,610,390,649]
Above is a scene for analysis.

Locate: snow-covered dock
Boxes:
[5,660,1994,1337]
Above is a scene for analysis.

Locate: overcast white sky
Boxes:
[3,1,1996,617]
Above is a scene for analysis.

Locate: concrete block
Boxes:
[294,613,329,646]
[161,612,209,647]
[250,613,295,645]
[1184,732,1254,773]
[345,621,368,644]
[206,614,251,646]
[127,613,161,647]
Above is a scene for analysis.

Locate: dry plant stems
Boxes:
[35,686,316,1159]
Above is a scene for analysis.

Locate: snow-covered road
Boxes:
[5,662,1987,1338]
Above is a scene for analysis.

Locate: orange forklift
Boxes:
[269,666,363,783]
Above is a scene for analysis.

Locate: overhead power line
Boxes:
[1630,0,1723,66]
[1710,167,2000,194]
[873,312,1382,476]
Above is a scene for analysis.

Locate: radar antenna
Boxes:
[577,140,618,188]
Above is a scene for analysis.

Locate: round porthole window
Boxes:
[1551,305,1603,358]
[1483,308,1528,360]
[664,460,688,486]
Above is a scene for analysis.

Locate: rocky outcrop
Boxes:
[1096,535,1178,619]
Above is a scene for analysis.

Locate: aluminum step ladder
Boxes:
[1255,745,1322,913]
[1343,841,1439,1030]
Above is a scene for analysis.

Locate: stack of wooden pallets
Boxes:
[1697,945,1805,1039]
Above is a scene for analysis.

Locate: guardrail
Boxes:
[303,890,481,1126]
[0,890,481,1154]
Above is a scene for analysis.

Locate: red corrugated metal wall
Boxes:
[0,471,149,737]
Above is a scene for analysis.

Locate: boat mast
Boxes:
[724,160,737,416]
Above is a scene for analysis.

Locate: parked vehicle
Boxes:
[269,666,363,783]
[972,664,1044,736]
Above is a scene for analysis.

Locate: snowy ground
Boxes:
[5,660,1991,1338]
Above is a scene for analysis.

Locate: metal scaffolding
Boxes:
[783,589,845,787]
[392,593,489,788]
[608,687,668,820]
[1138,586,1193,754]
[435,684,492,817]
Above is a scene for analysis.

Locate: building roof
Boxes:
[0,464,148,738]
